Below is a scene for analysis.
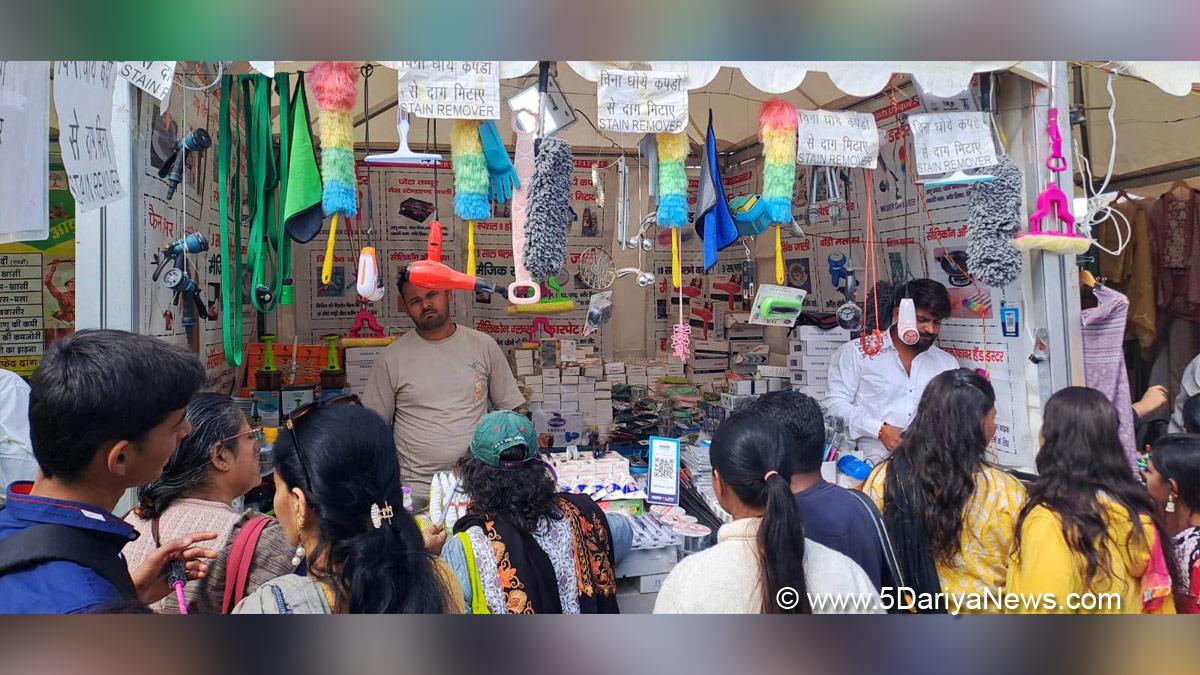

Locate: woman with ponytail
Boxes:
[124,393,295,613]
[1008,387,1180,613]
[861,368,1026,613]
[654,408,880,613]
[234,400,461,613]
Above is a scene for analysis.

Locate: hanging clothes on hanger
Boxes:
[1099,195,1155,350]
[1150,185,1200,405]
[1081,283,1138,472]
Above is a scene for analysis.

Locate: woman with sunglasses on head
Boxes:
[124,393,295,613]
[440,410,622,614]
[861,368,1027,613]
[1008,387,1180,613]
[1145,434,1200,612]
[234,398,461,613]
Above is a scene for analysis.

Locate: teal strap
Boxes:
[275,73,294,306]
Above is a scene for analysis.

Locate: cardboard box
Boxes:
[542,395,562,409]
[584,367,603,378]
[543,384,562,395]
[730,379,755,396]
[767,377,788,392]
[562,375,580,385]
[756,365,790,379]
[562,391,580,402]
[516,365,535,377]
[562,367,581,377]
[605,362,626,375]
[532,410,585,448]
[595,381,613,391]
[524,375,542,385]
[790,370,829,386]
[542,368,561,379]
[802,354,833,371]
[794,325,851,342]
[560,401,579,412]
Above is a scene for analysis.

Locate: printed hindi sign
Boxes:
[397,61,501,119]
[596,69,688,134]
[797,110,879,169]
[117,61,176,102]
[907,112,999,176]
[54,61,125,212]
[0,61,50,243]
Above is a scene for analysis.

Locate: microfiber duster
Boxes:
[523,136,574,281]
[309,62,359,220]
[452,119,491,221]
[655,132,689,228]
[966,156,1024,287]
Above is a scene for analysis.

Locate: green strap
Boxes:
[218,74,244,367]
[275,73,294,306]
[247,74,275,314]
[457,532,491,614]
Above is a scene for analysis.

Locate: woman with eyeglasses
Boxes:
[124,393,295,613]
[234,398,462,613]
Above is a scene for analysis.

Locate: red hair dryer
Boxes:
[406,221,504,297]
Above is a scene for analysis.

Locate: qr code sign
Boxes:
[653,456,675,477]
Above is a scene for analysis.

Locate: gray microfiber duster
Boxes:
[966,156,1024,287]
[524,136,574,281]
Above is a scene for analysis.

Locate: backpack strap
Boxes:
[0,523,138,604]
[847,488,906,589]
[221,516,271,614]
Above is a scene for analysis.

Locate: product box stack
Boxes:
[517,342,614,443]
[786,325,850,401]
[687,340,731,388]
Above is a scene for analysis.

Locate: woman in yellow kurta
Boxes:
[861,369,1026,614]
[1007,387,1178,614]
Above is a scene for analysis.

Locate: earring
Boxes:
[1167,495,1177,514]
[291,544,305,568]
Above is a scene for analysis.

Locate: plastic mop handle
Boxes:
[321,214,339,285]
[671,228,681,290]
[467,221,476,278]
[168,560,188,614]
[1045,107,1067,173]
[774,225,784,284]
[507,121,540,305]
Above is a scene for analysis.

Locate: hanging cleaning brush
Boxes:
[523,135,574,281]
[452,119,490,276]
[657,131,691,363]
[309,62,359,285]
[966,155,1024,287]
[759,99,798,285]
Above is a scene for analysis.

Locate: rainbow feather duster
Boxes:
[759,99,798,224]
[451,120,491,221]
[656,132,689,228]
[310,62,359,218]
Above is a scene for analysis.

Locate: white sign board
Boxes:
[907,112,998,176]
[596,69,688,134]
[54,61,125,212]
[397,61,501,119]
[0,62,50,243]
[117,61,175,102]
[797,110,879,169]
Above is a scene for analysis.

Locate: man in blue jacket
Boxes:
[0,330,218,613]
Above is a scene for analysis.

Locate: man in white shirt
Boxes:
[0,368,37,487]
[825,279,959,465]
[363,270,525,511]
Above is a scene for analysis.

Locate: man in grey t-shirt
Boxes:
[363,273,524,511]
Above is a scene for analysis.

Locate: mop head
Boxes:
[523,136,574,281]
[452,120,491,221]
[759,99,798,224]
[505,297,575,315]
[310,61,359,218]
[656,132,689,228]
[1010,232,1091,255]
[965,156,1023,287]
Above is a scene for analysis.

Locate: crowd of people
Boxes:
[1,317,1200,612]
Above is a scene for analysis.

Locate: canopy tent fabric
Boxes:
[1077,62,1200,199]
[250,61,1054,153]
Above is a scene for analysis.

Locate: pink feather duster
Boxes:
[309,61,359,112]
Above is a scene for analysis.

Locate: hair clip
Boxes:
[370,501,395,529]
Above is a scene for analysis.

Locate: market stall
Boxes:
[9,59,1200,599]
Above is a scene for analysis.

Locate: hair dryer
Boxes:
[158,128,212,200]
[405,221,504,297]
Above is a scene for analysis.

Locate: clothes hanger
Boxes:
[1167,179,1193,199]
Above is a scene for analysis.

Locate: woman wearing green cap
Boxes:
[440,410,621,614]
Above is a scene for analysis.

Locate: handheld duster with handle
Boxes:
[309,62,359,285]
[656,131,691,362]
[759,99,798,284]
[452,119,490,276]
[523,135,574,283]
